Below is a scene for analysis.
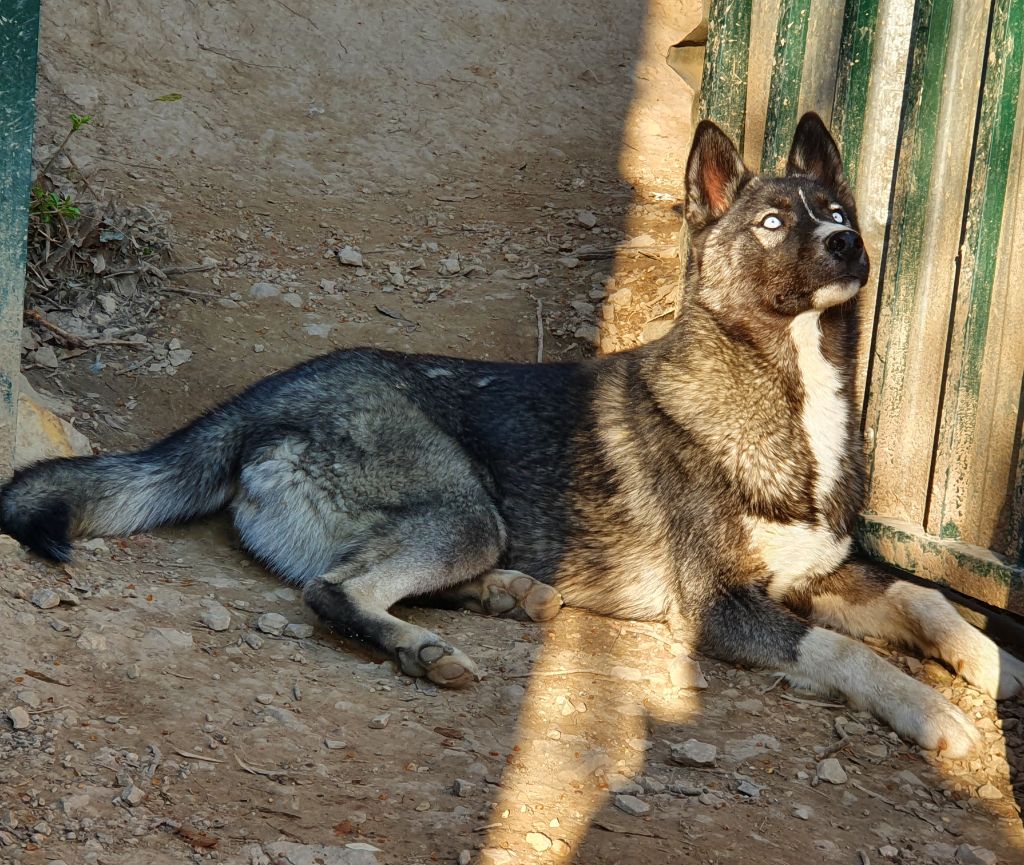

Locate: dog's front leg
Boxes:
[695,585,981,758]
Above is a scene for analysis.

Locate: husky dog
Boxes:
[3,115,1021,757]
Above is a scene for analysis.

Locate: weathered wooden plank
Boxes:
[742,0,781,168]
[846,0,914,408]
[0,0,41,480]
[760,0,812,173]
[862,0,968,527]
[858,515,1024,614]
[831,0,880,188]
[929,0,1024,546]
[796,0,846,124]
[952,67,1024,561]
[697,0,753,150]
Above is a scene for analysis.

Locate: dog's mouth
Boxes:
[811,278,862,310]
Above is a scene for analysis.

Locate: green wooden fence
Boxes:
[696,0,1024,612]
[0,0,41,479]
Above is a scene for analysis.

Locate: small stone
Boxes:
[255,694,274,705]
[894,769,925,788]
[792,805,813,820]
[573,323,600,344]
[16,690,40,710]
[878,846,899,859]
[605,773,643,795]
[31,588,61,609]
[669,655,708,689]
[955,843,997,865]
[243,632,264,650]
[613,794,650,816]
[558,256,580,269]
[31,345,59,369]
[319,278,337,292]
[924,843,958,863]
[77,631,109,651]
[526,832,552,852]
[256,612,288,635]
[576,210,598,228]
[324,739,347,750]
[736,780,761,798]
[439,255,461,275]
[570,299,596,316]
[141,627,192,650]
[670,738,717,768]
[249,281,281,298]
[304,323,332,338]
[736,698,764,715]
[199,602,231,632]
[414,801,431,812]
[458,852,472,865]
[816,757,848,785]
[121,784,145,806]
[281,293,303,308]
[284,622,314,639]
[453,778,474,797]
[368,713,390,729]
[97,293,118,314]
[975,783,1002,800]
[337,245,364,267]
[7,707,31,730]
[253,343,266,353]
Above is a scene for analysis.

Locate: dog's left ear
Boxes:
[786,113,847,191]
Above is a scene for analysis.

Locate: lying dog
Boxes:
[3,114,1020,758]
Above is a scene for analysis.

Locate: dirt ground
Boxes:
[3,2,1024,864]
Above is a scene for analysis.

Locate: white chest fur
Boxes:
[747,311,852,597]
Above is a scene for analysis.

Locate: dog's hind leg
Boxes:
[420,569,564,622]
[696,585,980,756]
[303,506,506,688]
[786,562,1024,700]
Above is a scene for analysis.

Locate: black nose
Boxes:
[825,230,864,263]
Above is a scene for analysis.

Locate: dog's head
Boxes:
[684,113,869,317]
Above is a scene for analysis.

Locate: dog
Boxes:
[3,114,1021,758]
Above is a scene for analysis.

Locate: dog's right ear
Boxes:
[685,121,750,231]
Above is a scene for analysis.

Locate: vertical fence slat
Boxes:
[760,0,812,173]
[861,0,956,526]
[0,0,41,479]
[697,1,754,150]
[831,0,880,188]
[929,0,1024,544]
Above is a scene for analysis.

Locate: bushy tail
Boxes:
[0,406,245,562]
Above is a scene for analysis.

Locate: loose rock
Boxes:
[257,612,288,635]
[7,707,31,731]
[199,602,231,632]
[30,588,61,609]
[670,738,717,768]
[816,757,848,785]
[613,794,650,816]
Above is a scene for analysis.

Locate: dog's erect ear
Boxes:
[685,120,750,231]
[786,113,846,191]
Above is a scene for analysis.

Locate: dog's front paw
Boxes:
[881,678,982,759]
[944,627,1024,699]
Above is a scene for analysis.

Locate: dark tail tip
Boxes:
[0,494,74,563]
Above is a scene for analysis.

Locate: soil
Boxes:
[2,1,1023,864]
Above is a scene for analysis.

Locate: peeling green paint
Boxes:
[761,0,812,173]
[933,0,1024,543]
[831,0,880,187]
[698,0,753,151]
[0,0,41,478]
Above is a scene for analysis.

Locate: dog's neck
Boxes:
[639,289,863,523]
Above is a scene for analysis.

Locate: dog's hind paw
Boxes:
[480,569,564,622]
[957,645,1024,701]
[397,640,480,688]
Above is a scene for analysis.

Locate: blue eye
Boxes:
[761,215,783,230]
[831,209,845,223]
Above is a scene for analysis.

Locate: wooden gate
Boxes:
[691,0,1024,611]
